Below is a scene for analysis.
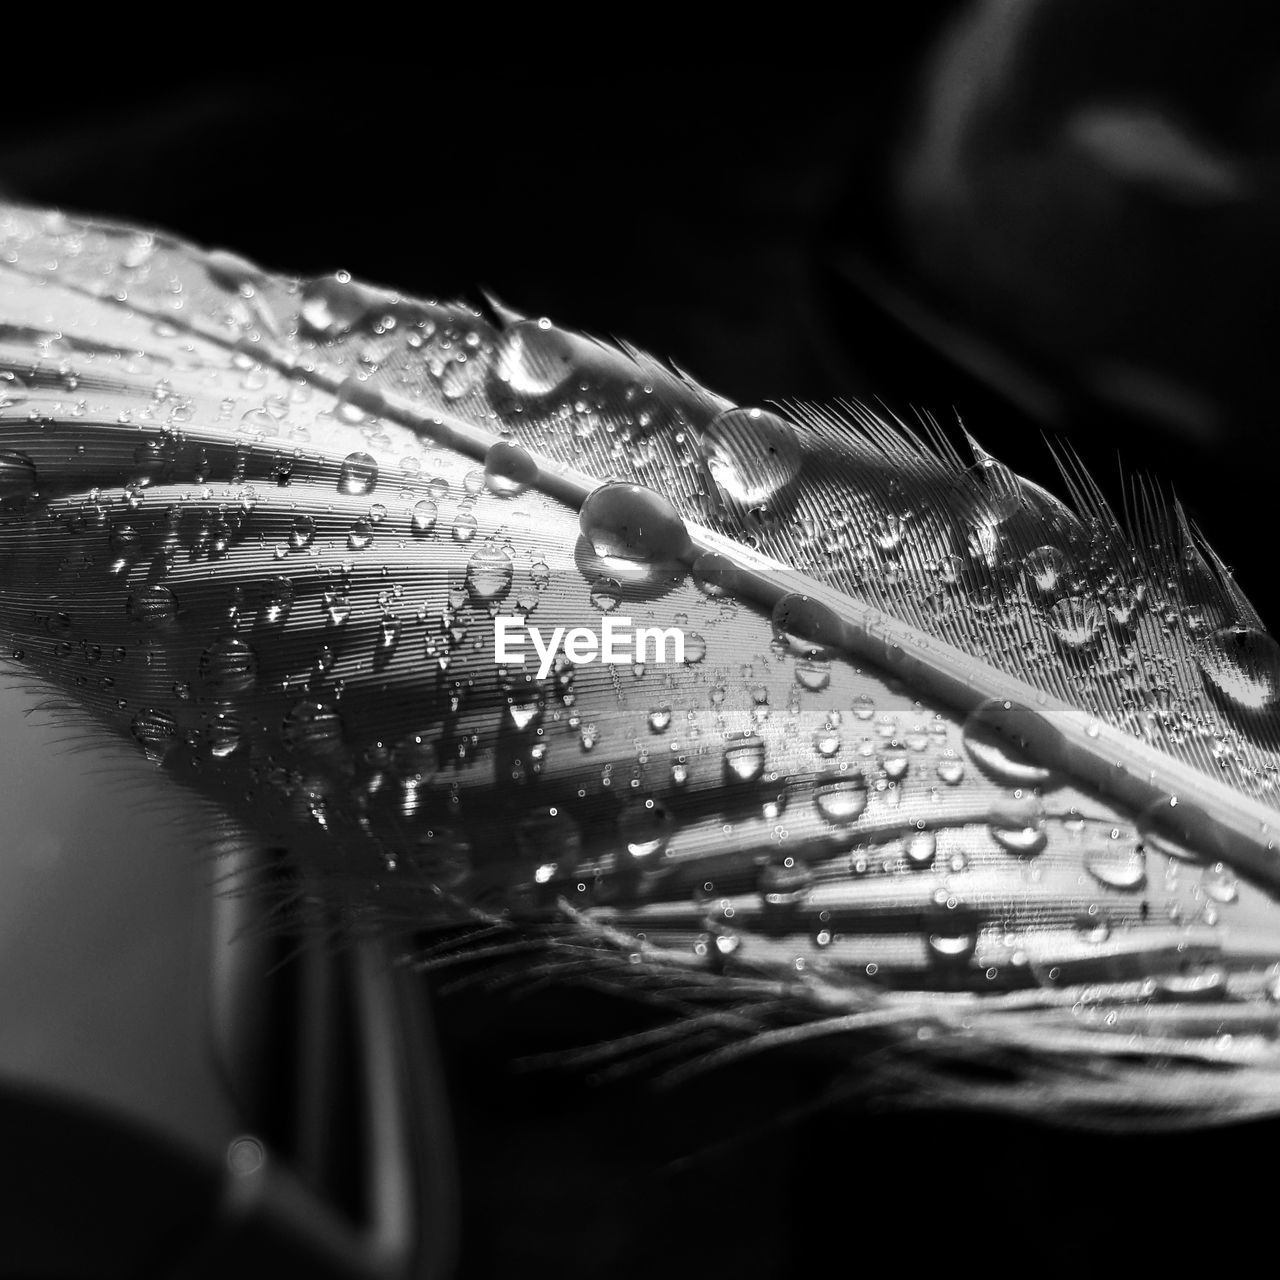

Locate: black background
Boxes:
[2,12,1278,1276]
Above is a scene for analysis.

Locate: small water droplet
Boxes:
[466,546,514,600]
[702,406,802,504]
[1201,861,1239,904]
[198,638,257,694]
[723,734,766,783]
[131,708,176,760]
[452,510,478,542]
[283,700,344,755]
[692,550,739,598]
[410,499,438,534]
[347,518,374,551]
[935,749,965,785]
[337,452,379,496]
[126,583,177,625]
[1023,545,1074,596]
[648,705,672,733]
[682,633,707,664]
[493,319,575,397]
[589,577,622,613]
[906,829,937,867]
[1046,596,1101,649]
[795,657,831,692]
[289,514,316,549]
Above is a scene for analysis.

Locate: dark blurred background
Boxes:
[2,4,1278,1275]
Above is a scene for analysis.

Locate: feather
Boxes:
[2,202,1280,1126]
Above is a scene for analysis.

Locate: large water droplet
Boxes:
[466,546,514,600]
[492,319,575,397]
[337,452,379,496]
[772,593,843,659]
[198,638,257,694]
[702,407,802,505]
[925,904,979,964]
[580,481,692,565]
[906,829,937,867]
[962,699,1057,787]
[484,439,538,497]
[1198,625,1280,711]
[1084,841,1146,890]
[813,774,869,824]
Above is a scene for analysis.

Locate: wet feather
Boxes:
[2,203,1280,1126]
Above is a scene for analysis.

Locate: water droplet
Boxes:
[322,589,352,627]
[906,829,937,867]
[337,451,379,496]
[483,439,538,497]
[493,319,575,397]
[881,741,909,780]
[1046,595,1101,649]
[760,857,813,912]
[206,712,245,759]
[1023,545,1073,596]
[619,797,673,858]
[962,699,1056,786]
[589,577,622,613]
[580,481,692,565]
[198,638,257,694]
[466,546,514,600]
[126,584,177,625]
[935,749,965,785]
[347,518,374,551]
[300,274,374,338]
[1198,625,1280,711]
[772,593,842,659]
[723,734,766,783]
[692,551,739,598]
[289,514,316,549]
[702,407,802,504]
[813,726,841,757]
[648,705,672,733]
[813,774,869,824]
[282,700,344,755]
[682,634,707,664]
[131,708,176,760]
[441,356,482,400]
[989,795,1047,855]
[1075,908,1111,944]
[0,452,37,504]
[925,906,979,964]
[1201,862,1239,904]
[1084,842,1146,890]
[0,370,29,408]
[795,658,831,692]
[409,499,438,535]
[452,510,478,542]
[261,577,294,624]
